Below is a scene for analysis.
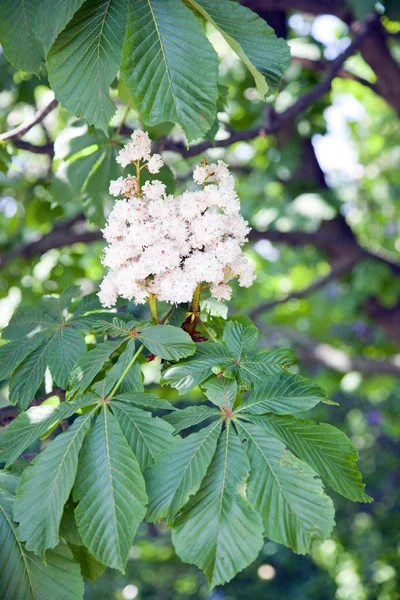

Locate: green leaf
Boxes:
[112,391,176,411]
[13,411,95,556]
[48,327,86,388]
[69,339,125,394]
[111,401,177,470]
[237,373,327,415]
[239,348,297,386]
[47,0,128,133]
[146,420,222,525]
[164,405,220,434]
[138,325,196,360]
[0,489,84,600]
[35,0,86,54]
[162,342,232,393]
[1,394,98,468]
[236,420,335,554]
[92,339,143,397]
[223,320,258,359]
[0,0,43,74]
[8,335,56,410]
[2,306,57,340]
[172,423,264,588]
[249,414,372,503]
[186,0,290,96]
[120,0,218,142]
[201,375,237,409]
[0,472,20,495]
[69,543,106,583]
[0,332,52,381]
[70,291,105,317]
[73,408,147,571]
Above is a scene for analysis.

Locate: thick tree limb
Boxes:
[260,325,400,375]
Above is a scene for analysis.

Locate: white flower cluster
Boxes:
[98,130,255,308]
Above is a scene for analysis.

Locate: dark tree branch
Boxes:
[240,0,350,19]
[260,325,400,375]
[291,56,378,92]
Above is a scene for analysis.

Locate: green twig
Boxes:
[108,343,144,400]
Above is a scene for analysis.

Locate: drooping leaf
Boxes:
[35,0,86,54]
[0,332,52,381]
[73,408,147,571]
[69,543,106,583]
[1,394,98,468]
[2,306,57,340]
[236,420,335,554]
[8,335,56,410]
[48,327,86,388]
[248,414,372,503]
[201,375,237,409]
[146,420,222,525]
[222,320,258,359]
[0,0,43,74]
[69,339,125,394]
[0,489,84,600]
[13,411,95,556]
[186,0,290,96]
[111,401,177,470]
[120,0,219,142]
[162,342,232,393]
[47,0,128,133]
[164,405,220,434]
[237,372,327,415]
[172,423,264,588]
[138,325,196,361]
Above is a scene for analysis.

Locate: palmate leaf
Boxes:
[111,400,177,470]
[13,410,95,556]
[48,327,86,388]
[248,414,372,503]
[186,0,290,96]
[1,394,99,468]
[201,376,237,409]
[92,339,144,397]
[73,407,147,571]
[120,0,218,142]
[146,420,222,525]
[222,320,258,359]
[239,348,297,386]
[164,405,220,434]
[112,391,176,411]
[0,489,84,600]
[237,372,327,415]
[172,423,264,588]
[47,0,128,134]
[236,420,335,554]
[0,331,52,382]
[0,0,43,74]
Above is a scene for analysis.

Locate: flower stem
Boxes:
[147,293,159,323]
[108,343,144,400]
[136,160,142,197]
[191,283,202,316]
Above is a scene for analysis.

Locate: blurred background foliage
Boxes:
[1,1,400,599]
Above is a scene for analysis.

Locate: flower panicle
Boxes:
[98,129,255,308]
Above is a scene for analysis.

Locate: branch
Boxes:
[240,0,350,19]
[249,257,356,319]
[0,388,65,428]
[0,215,103,269]
[291,56,378,92]
[261,325,400,375]
[0,99,58,142]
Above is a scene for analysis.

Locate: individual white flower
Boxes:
[147,154,163,174]
[210,282,232,301]
[193,165,208,185]
[142,179,166,200]
[109,177,124,197]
